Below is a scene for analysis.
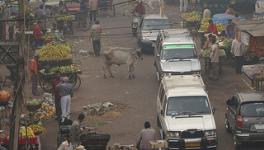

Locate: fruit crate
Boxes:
[80,133,111,150]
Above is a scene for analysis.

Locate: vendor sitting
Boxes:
[225,19,235,39]
[207,19,218,35]
[70,113,86,148]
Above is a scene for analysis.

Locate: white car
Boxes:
[157,75,217,150]
[154,29,201,80]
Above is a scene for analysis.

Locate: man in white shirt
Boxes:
[210,37,220,80]
[231,38,244,74]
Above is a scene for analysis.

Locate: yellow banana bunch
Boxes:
[29,123,45,135]
[19,127,35,138]
[39,43,71,60]
[56,15,74,21]
[181,11,201,22]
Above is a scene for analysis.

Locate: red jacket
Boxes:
[207,24,218,35]
[33,24,42,40]
[134,4,145,15]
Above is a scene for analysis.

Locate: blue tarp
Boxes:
[212,14,236,24]
[212,13,239,24]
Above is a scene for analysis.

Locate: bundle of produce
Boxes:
[29,122,45,135]
[200,48,210,58]
[48,64,80,74]
[43,34,55,44]
[26,99,42,112]
[181,11,201,22]
[56,15,75,21]
[219,38,232,50]
[19,126,35,139]
[199,18,210,32]
[35,102,56,120]
[216,24,225,32]
[39,43,71,61]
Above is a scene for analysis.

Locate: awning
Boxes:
[236,19,264,37]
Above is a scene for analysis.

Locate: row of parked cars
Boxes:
[134,14,264,150]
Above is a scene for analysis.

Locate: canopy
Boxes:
[236,19,264,37]
[212,13,238,24]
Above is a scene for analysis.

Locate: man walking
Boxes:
[136,121,156,150]
[209,37,220,80]
[90,20,102,56]
[231,37,245,74]
[70,113,85,148]
[29,54,39,96]
[56,77,73,122]
[89,0,98,23]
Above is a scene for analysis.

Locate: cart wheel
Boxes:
[73,75,81,90]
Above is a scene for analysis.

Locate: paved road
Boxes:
[42,1,264,150]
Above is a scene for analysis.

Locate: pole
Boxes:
[9,0,26,149]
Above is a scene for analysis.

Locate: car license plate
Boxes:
[185,142,200,148]
[255,124,264,130]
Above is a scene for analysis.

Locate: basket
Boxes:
[26,103,42,112]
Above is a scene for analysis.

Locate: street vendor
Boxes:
[33,21,43,48]
[70,113,86,147]
[203,33,214,50]
[207,19,218,35]
[29,54,39,96]
[203,8,211,19]
[225,19,235,39]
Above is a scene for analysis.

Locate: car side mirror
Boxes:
[157,54,160,57]
[212,107,216,114]
[160,110,164,115]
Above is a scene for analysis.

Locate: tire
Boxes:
[224,115,231,133]
[157,115,161,128]
[233,135,242,150]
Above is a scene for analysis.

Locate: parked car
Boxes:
[137,14,170,53]
[225,92,264,150]
[157,75,217,150]
[154,29,201,80]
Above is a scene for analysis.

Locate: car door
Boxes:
[226,96,239,131]
[157,84,165,119]
[160,95,167,138]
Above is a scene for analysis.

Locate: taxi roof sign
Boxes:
[163,44,195,49]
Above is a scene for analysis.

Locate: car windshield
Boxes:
[161,48,195,60]
[143,19,170,30]
[166,96,211,116]
[240,102,264,117]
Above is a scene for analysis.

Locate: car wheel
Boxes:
[224,115,231,133]
[157,116,161,127]
[234,135,242,150]
[156,71,161,81]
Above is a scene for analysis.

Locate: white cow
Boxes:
[103,47,142,79]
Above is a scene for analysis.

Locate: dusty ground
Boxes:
[40,1,263,150]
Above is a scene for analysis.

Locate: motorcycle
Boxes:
[131,14,141,37]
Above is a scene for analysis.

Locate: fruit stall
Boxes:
[37,43,82,92]
[0,94,54,150]
[236,19,264,91]
[180,11,201,31]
